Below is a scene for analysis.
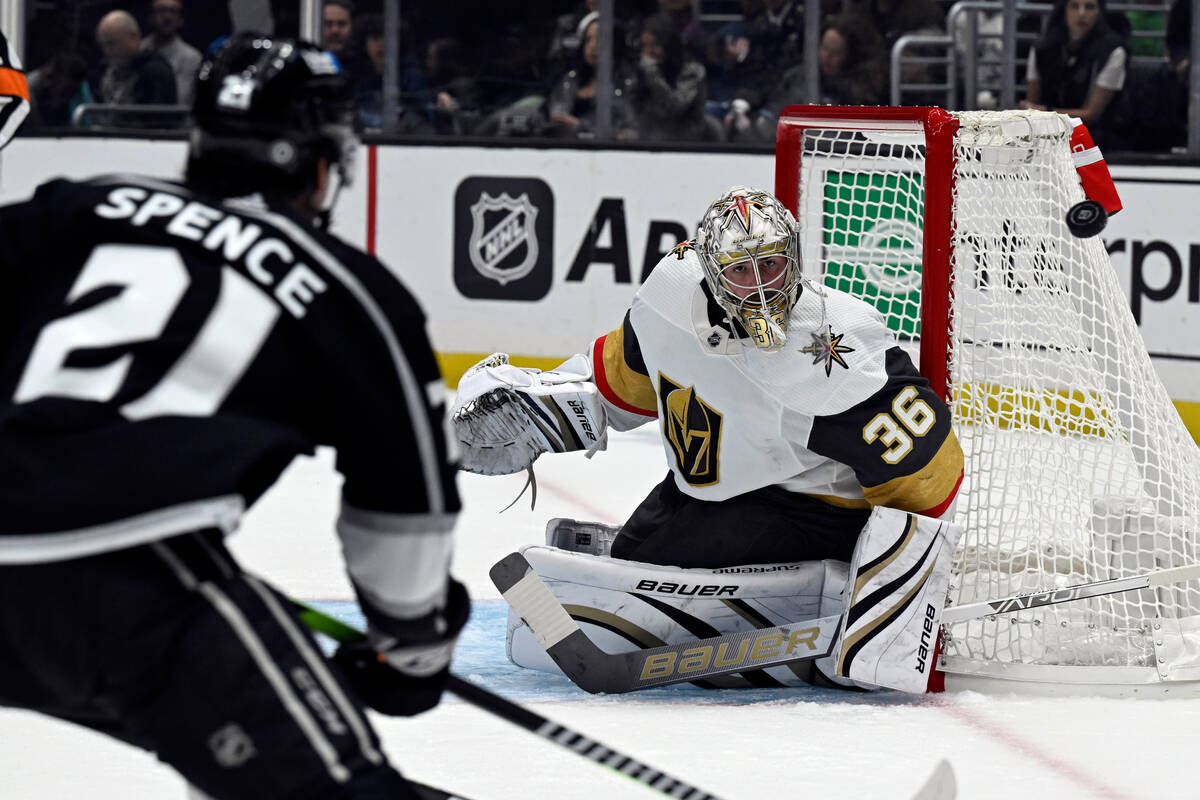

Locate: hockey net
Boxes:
[776,106,1200,691]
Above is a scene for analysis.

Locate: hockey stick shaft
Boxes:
[940,562,1200,623]
[294,600,727,800]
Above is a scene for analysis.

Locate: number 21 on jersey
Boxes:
[14,244,279,420]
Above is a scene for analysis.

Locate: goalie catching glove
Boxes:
[451,353,608,476]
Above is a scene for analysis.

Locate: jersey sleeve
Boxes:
[314,247,461,625]
[589,309,658,431]
[806,347,963,518]
[0,32,29,150]
[0,180,76,362]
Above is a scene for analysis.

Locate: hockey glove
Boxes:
[451,352,608,476]
[333,578,470,717]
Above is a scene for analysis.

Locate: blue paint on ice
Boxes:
[306,599,924,708]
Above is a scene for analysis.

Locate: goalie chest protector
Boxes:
[627,249,905,503]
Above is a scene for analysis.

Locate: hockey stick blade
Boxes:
[910,759,956,800]
[295,600,728,800]
[942,562,1200,624]
[490,551,840,693]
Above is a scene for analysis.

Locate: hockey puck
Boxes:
[1066,200,1107,238]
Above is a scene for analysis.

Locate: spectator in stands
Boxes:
[844,0,945,103]
[546,0,600,83]
[93,9,177,126]
[323,0,365,84]
[845,0,944,50]
[1020,0,1128,143]
[1166,0,1191,75]
[755,12,886,139]
[1105,0,1186,150]
[546,12,637,139]
[351,13,432,134]
[655,0,712,63]
[322,0,353,56]
[25,53,94,129]
[425,37,482,136]
[744,0,805,71]
[703,10,768,143]
[814,13,888,105]
[631,13,710,142]
[142,0,202,106]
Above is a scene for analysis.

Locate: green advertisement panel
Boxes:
[821,170,924,337]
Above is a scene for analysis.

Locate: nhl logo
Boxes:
[454,176,553,300]
[468,192,539,285]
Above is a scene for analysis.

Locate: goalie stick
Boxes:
[297,600,957,800]
[491,552,1200,694]
[294,601,726,800]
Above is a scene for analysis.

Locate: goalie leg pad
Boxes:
[833,506,964,693]
[505,544,847,687]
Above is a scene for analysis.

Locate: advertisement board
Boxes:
[0,138,1195,421]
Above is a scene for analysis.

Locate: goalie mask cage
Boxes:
[776,105,1200,695]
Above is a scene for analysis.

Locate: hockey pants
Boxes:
[0,530,421,799]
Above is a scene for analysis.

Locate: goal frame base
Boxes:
[942,661,1200,698]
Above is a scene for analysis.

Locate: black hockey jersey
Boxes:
[0,174,459,562]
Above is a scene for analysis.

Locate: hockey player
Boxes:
[0,34,464,798]
[0,29,29,148]
[454,186,964,689]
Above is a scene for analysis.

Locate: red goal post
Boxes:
[775,106,957,401]
[775,105,1200,694]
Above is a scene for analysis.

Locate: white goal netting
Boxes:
[785,107,1200,687]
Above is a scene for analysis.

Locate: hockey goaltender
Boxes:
[453,185,966,692]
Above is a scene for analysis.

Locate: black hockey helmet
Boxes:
[187,32,356,202]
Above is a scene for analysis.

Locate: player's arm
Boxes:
[589,309,658,428]
[450,310,657,476]
[0,31,29,150]
[807,347,964,520]
[323,274,466,716]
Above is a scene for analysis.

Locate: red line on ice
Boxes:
[935,701,1137,800]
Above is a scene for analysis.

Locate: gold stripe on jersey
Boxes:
[861,434,964,514]
[597,325,657,414]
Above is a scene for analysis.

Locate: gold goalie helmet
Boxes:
[695,186,802,351]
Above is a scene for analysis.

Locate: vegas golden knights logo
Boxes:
[658,374,723,486]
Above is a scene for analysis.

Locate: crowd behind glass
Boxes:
[15,0,1193,153]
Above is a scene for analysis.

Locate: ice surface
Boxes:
[2,426,1195,799]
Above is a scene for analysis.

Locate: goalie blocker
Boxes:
[500,507,962,693]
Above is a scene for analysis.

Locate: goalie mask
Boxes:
[696,187,802,351]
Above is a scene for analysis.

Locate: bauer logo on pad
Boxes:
[454,176,553,300]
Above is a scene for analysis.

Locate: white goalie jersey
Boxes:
[589,243,963,516]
